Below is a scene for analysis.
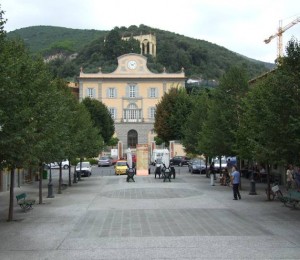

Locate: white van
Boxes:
[212,156,227,171]
[151,149,165,165]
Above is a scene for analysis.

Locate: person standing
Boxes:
[231,165,241,200]
[294,166,300,192]
[286,164,294,190]
[227,158,233,174]
[209,162,216,181]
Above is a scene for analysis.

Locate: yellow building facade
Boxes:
[77,53,185,151]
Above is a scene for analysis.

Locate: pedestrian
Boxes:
[294,166,300,192]
[209,162,216,181]
[286,164,294,190]
[230,165,241,200]
[226,158,233,174]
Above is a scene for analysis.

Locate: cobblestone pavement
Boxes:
[0,170,300,259]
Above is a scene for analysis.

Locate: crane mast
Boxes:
[264,17,300,58]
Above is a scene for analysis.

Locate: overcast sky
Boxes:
[1,0,299,63]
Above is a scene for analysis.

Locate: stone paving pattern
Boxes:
[0,171,300,259]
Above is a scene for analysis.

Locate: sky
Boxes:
[1,0,299,63]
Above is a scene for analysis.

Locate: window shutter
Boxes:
[86,88,89,97]
[136,86,139,97]
[92,88,96,98]
[115,88,117,98]
[155,88,158,98]
[106,88,109,98]
[126,86,129,97]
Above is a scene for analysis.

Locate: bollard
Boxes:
[47,182,55,198]
[249,179,257,195]
[210,173,215,186]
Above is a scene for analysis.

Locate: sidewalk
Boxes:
[0,172,299,260]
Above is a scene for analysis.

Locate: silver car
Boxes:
[76,161,92,177]
[188,159,206,174]
[98,156,113,167]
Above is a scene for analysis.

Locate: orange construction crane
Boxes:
[264,17,300,58]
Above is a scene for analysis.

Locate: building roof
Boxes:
[78,53,185,80]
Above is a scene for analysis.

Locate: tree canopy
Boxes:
[81,97,115,145]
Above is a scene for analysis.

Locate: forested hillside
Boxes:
[7,26,106,55]
[7,25,274,82]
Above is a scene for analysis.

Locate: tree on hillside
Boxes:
[82,97,115,144]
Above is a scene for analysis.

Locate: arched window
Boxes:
[128,129,138,148]
[123,103,142,122]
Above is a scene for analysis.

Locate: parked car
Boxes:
[76,161,92,177]
[98,156,113,167]
[46,160,70,169]
[188,158,206,174]
[111,157,118,165]
[170,156,190,166]
[114,160,128,175]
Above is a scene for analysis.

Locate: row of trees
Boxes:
[155,38,300,170]
[0,8,114,221]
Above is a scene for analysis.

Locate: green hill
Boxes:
[7,25,274,81]
[7,26,106,54]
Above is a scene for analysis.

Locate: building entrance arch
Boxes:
[128,129,138,148]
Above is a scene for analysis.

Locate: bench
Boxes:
[279,190,300,208]
[16,193,35,212]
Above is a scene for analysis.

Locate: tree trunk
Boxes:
[8,168,15,222]
[39,164,43,204]
[267,162,271,201]
[58,163,62,194]
[68,158,72,187]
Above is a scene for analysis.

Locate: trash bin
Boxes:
[42,170,48,179]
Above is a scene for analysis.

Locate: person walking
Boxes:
[286,164,294,190]
[294,166,300,192]
[209,162,216,181]
[231,165,241,200]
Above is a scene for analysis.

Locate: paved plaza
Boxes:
[0,169,299,259]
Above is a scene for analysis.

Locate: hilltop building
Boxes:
[122,34,157,57]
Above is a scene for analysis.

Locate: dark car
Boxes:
[188,158,206,174]
[170,156,190,166]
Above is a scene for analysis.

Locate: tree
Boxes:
[237,38,300,165]
[198,67,249,158]
[0,5,6,41]
[182,90,209,154]
[103,28,124,61]
[82,97,115,144]
[73,103,104,159]
[154,87,191,143]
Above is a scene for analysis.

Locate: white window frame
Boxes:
[150,107,156,119]
[109,108,116,119]
[150,88,156,98]
[87,88,94,98]
[108,88,116,98]
[129,85,136,98]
